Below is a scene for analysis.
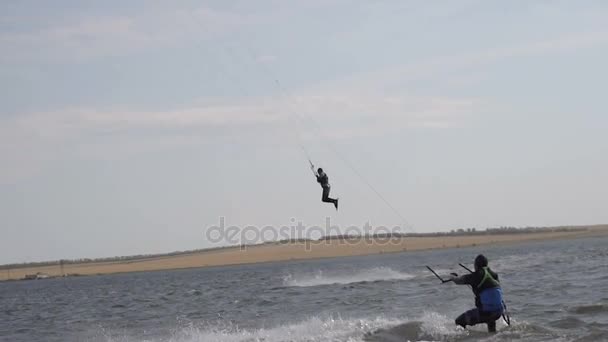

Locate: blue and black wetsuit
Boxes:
[454,267,504,332]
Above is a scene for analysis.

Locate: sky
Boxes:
[1,1,607,264]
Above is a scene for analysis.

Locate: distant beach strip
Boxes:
[1,225,607,282]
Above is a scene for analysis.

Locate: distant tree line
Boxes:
[316,225,591,240]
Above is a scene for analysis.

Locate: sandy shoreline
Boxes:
[2,226,607,281]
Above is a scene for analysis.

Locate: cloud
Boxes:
[7,92,475,137]
[13,4,608,184]
[328,30,608,92]
[0,90,478,184]
[7,23,603,184]
[0,5,256,62]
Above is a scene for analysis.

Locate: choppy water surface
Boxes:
[1,236,607,341]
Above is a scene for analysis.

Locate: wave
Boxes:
[282,267,415,287]
[569,304,608,315]
[95,313,464,342]
[96,315,402,342]
[492,246,607,273]
[492,251,564,272]
[364,312,470,342]
[93,312,542,342]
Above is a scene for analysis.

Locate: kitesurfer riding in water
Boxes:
[449,254,505,333]
[312,167,338,210]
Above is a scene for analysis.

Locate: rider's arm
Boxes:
[452,273,474,285]
[311,165,318,178]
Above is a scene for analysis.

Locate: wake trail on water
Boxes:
[282,267,415,287]
[95,313,476,342]
[96,315,401,342]
[93,312,548,342]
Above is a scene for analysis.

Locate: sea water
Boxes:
[1,236,607,341]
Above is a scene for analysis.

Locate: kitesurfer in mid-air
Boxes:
[449,254,505,333]
[312,167,338,210]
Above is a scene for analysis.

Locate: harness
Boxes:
[477,267,500,289]
[477,267,504,313]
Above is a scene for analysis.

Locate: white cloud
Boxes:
[10,91,475,134]
[328,30,608,92]
[0,90,477,184]
[0,5,256,62]
[8,7,606,185]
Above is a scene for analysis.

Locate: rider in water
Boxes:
[450,254,505,333]
[313,167,338,210]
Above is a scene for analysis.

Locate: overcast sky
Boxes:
[1,1,607,264]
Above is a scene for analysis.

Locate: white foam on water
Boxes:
[94,311,532,342]
[135,315,401,342]
[418,312,464,340]
[282,267,415,287]
[182,312,466,342]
